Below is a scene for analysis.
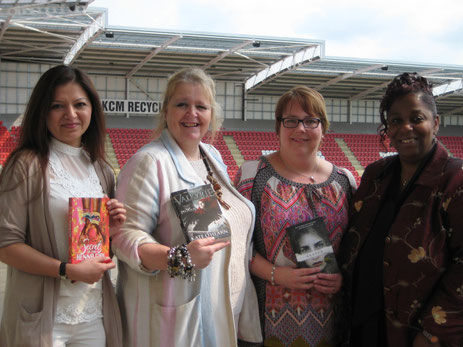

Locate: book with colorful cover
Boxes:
[171,184,231,243]
[287,217,339,274]
[68,197,110,264]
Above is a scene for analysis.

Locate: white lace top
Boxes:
[48,138,104,325]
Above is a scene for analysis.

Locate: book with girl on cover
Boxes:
[287,217,339,274]
[68,197,110,264]
[171,183,231,243]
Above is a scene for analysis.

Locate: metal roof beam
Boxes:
[0,14,12,42]
[433,78,463,98]
[245,44,321,93]
[125,35,182,78]
[442,105,463,117]
[11,21,75,42]
[63,13,103,65]
[314,64,385,91]
[202,40,253,70]
[350,68,443,100]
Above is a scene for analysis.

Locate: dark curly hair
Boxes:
[379,72,437,145]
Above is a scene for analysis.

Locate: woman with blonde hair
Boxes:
[112,67,261,347]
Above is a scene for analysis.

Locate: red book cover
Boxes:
[68,197,110,264]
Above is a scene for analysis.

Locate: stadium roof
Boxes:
[1,0,463,117]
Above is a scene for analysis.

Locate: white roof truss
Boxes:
[0,13,12,41]
[315,64,385,91]
[433,78,463,99]
[350,68,444,101]
[202,40,253,70]
[64,12,103,65]
[442,105,463,117]
[245,44,321,93]
[126,35,182,78]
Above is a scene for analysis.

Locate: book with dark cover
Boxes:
[287,217,339,274]
[171,184,231,243]
[68,197,110,264]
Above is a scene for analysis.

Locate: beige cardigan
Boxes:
[0,152,122,347]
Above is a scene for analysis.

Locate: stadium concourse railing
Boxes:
[2,127,463,186]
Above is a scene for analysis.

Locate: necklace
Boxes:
[199,147,230,210]
[283,156,320,183]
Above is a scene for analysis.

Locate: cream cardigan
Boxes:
[0,151,122,347]
[112,129,262,347]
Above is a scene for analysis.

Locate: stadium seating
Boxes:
[2,127,463,186]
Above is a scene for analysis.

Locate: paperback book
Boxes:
[68,197,110,264]
[171,184,231,243]
[287,217,339,274]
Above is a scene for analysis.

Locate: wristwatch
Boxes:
[59,262,67,280]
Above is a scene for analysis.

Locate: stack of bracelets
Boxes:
[167,244,196,282]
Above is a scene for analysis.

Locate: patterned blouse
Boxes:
[235,157,354,347]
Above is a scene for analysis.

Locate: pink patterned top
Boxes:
[235,157,354,347]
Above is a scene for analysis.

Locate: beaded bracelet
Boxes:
[421,330,439,344]
[167,244,196,282]
[270,265,276,286]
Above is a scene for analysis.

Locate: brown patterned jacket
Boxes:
[339,142,463,346]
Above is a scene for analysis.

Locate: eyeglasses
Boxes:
[281,117,321,129]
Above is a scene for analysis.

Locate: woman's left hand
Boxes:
[313,272,342,294]
[107,198,126,229]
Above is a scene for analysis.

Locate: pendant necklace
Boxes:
[284,156,319,183]
[199,147,230,209]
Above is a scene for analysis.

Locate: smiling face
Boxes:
[166,82,212,156]
[46,81,92,148]
[298,231,329,270]
[387,93,439,165]
[279,100,323,157]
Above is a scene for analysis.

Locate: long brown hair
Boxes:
[1,65,108,187]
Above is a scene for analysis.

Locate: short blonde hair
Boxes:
[274,86,329,135]
[154,67,222,141]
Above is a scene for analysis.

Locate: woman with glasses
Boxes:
[235,86,356,346]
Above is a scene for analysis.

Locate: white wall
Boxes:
[1,61,463,126]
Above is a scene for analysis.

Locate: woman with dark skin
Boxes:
[339,73,463,347]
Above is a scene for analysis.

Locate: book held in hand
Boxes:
[287,217,339,274]
[171,184,231,243]
[68,197,110,264]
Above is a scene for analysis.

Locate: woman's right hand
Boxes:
[66,255,115,284]
[187,237,230,270]
[274,266,321,290]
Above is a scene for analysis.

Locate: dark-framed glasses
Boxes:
[281,117,321,129]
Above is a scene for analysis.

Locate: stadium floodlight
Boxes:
[245,44,321,93]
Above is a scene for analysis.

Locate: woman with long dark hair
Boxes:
[0,65,125,347]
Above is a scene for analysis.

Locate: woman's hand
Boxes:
[187,237,230,270]
[273,266,320,290]
[66,255,115,284]
[107,198,126,230]
[313,272,342,294]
